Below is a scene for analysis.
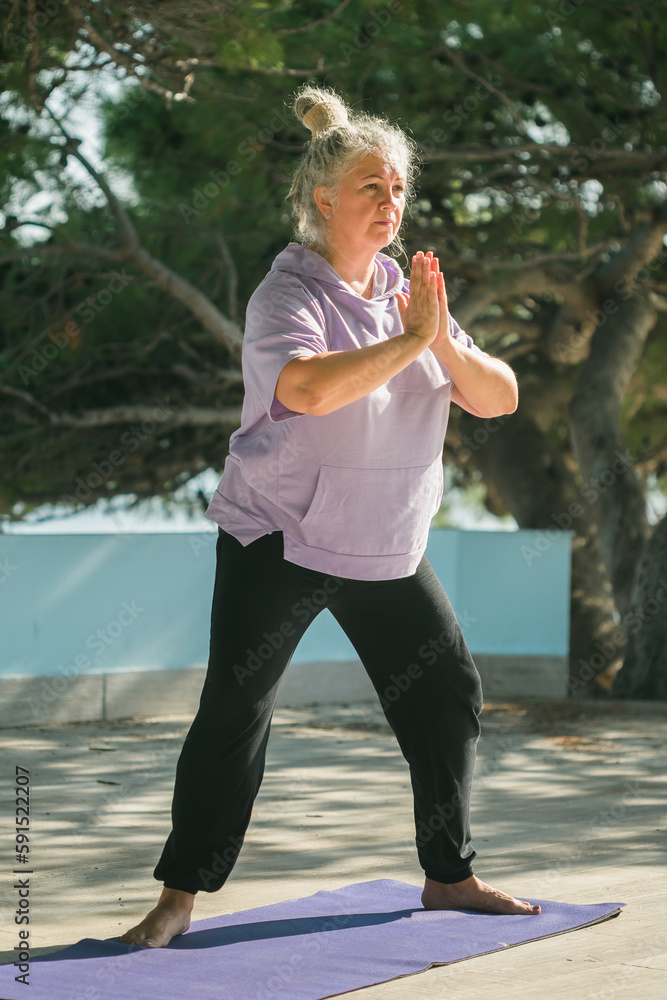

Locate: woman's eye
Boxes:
[364,184,405,193]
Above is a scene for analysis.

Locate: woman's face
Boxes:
[316,149,406,254]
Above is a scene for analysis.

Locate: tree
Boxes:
[1,0,666,696]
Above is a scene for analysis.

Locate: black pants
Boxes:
[153,527,484,894]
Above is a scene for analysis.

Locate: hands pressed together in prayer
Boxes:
[275,248,517,419]
[395,249,519,419]
[395,250,451,354]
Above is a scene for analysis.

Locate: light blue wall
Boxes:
[0,528,571,679]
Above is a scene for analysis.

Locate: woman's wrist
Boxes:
[402,329,436,349]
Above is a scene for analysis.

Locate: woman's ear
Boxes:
[313,184,333,219]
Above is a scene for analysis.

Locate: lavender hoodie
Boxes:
[205,242,486,580]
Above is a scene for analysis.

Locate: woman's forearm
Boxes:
[276,332,430,416]
[430,337,518,418]
[275,252,441,417]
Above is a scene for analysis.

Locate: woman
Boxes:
[121,84,539,948]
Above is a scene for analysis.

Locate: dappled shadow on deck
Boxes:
[0,697,664,965]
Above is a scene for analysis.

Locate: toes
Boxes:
[120,925,156,946]
[515,900,540,914]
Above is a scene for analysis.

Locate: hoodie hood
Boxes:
[270,242,405,301]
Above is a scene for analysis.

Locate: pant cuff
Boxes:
[423,864,474,884]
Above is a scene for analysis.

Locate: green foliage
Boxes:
[0,0,666,519]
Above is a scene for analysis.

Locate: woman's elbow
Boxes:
[491,396,518,418]
[503,391,519,415]
[475,391,518,419]
[492,374,518,416]
[301,393,329,416]
[275,384,329,417]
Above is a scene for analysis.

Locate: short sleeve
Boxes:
[243,274,329,422]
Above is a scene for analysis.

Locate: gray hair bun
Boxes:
[294,86,349,137]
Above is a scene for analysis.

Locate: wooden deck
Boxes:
[0,698,665,998]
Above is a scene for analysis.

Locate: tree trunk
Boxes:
[612,512,667,699]
[458,406,619,698]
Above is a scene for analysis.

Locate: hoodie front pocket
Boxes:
[297,460,443,557]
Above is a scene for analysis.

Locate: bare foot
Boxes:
[119,887,196,947]
[422,875,541,915]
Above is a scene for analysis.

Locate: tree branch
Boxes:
[447,285,499,328]
[45,107,140,246]
[435,43,530,136]
[481,240,613,273]
[65,2,196,105]
[0,385,242,431]
[0,384,53,418]
[420,143,667,169]
[36,119,243,355]
[274,0,354,35]
[468,316,542,340]
[51,403,242,428]
[0,243,125,267]
[592,207,667,295]
[234,60,346,78]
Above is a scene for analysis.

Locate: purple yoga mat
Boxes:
[0,879,625,1000]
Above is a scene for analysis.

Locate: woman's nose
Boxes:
[380,188,401,210]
